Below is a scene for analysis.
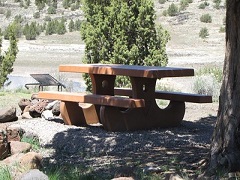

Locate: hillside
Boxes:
[0,0,226,90]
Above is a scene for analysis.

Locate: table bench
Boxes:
[114,88,212,103]
[37,91,145,126]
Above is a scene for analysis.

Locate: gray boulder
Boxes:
[0,106,18,123]
[19,169,49,180]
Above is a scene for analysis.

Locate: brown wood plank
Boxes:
[114,88,212,103]
[59,64,194,78]
[37,91,145,108]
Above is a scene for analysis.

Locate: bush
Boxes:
[47,5,56,14]
[200,14,212,23]
[193,74,220,101]
[74,19,82,31]
[23,22,40,40]
[35,1,45,11]
[158,0,166,4]
[214,0,221,9]
[33,11,40,19]
[199,27,209,39]
[179,0,189,11]
[68,19,75,32]
[5,9,11,18]
[168,3,178,16]
[162,10,167,16]
[219,26,225,33]
[196,67,223,83]
[44,15,51,21]
[198,2,207,9]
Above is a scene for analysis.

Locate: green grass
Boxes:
[0,165,12,180]
[43,164,97,180]
[0,90,32,109]
[21,136,41,151]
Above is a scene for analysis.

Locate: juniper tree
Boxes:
[81,0,170,91]
[0,24,18,88]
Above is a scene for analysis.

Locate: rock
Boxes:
[10,141,32,154]
[0,106,18,123]
[0,129,11,160]
[41,110,54,120]
[18,152,43,169]
[23,105,31,113]
[18,169,49,180]
[1,153,24,166]
[21,112,33,119]
[52,101,60,116]
[18,99,31,112]
[45,100,57,110]
[31,93,38,100]
[169,174,184,180]
[7,127,22,141]
[112,178,134,180]
[29,100,48,118]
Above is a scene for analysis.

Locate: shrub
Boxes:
[23,22,40,40]
[193,74,220,101]
[219,26,225,33]
[200,14,212,23]
[44,15,51,21]
[168,3,178,16]
[196,67,223,83]
[68,19,75,32]
[214,0,221,9]
[162,10,167,16]
[74,19,82,31]
[5,9,11,18]
[47,5,56,14]
[35,1,45,11]
[158,0,166,4]
[198,2,207,9]
[33,11,40,19]
[199,27,209,39]
[57,19,67,35]
[180,0,189,11]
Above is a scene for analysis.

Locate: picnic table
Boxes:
[38,64,212,131]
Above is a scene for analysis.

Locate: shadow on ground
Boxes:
[42,115,217,179]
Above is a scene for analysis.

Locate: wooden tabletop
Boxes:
[59,64,194,78]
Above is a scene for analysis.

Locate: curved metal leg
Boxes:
[100,100,185,131]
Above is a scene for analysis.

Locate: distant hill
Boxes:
[0,0,226,67]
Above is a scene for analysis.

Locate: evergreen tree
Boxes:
[0,23,18,88]
[45,20,55,35]
[68,19,75,32]
[57,18,67,35]
[74,19,82,31]
[81,0,170,90]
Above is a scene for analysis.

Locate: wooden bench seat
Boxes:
[37,91,145,108]
[114,88,212,103]
[37,91,145,127]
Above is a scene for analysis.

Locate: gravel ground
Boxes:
[3,102,217,179]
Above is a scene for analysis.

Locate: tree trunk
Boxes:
[207,0,240,175]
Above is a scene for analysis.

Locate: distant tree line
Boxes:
[1,15,82,40]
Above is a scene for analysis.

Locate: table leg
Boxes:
[60,101,99,126]
[100,77,186,131]
[90,74,116,122]
[100,101,185,131]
